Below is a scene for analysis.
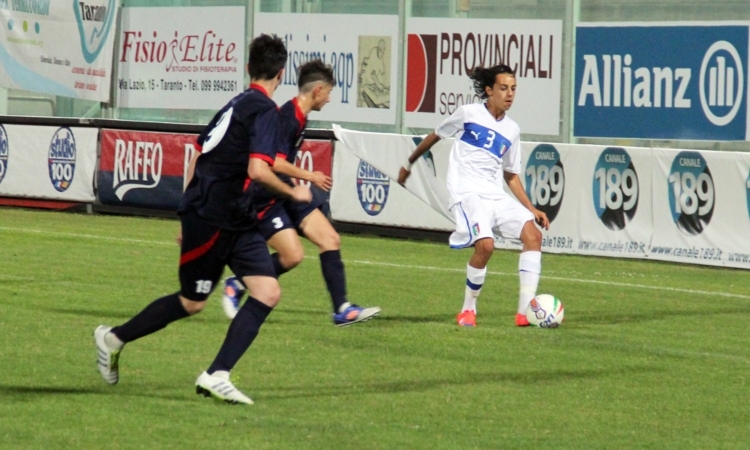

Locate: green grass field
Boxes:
[1,208,749,449]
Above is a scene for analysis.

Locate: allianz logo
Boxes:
[578,40,743,126]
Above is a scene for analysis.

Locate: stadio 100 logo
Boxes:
[356,160,389,216]
[524,144,564,222]
[668,151,715,235]
[0,125,8,185]
[48,127,76,192]
[592,147,639,230]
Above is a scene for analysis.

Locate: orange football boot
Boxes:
[515,313,530,327]
[456,310,476,327]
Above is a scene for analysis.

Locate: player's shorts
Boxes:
[178,211,276,301]
[256,186,329,240]
[448,194,535,248]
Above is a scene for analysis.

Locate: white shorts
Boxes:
[449,194,535,248]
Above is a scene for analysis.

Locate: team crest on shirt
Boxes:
[471,223,480,236]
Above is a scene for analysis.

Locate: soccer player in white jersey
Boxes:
[398,64,549,327]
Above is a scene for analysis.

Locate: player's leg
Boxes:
[516,220,543,326]
[293,193,379,326]
[196,231,278,404]
[221,206,297,319]
[449,196,494,327]
[95,212,227,385]
[494,198,542,327]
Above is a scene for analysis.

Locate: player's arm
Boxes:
[397,132,441,186]
[248,158,311,203]
[503,171,549,230]
[272,156,332,191]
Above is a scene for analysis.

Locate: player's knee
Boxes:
[318,230,340,251]
[474,238,495,258]
[280,248,304,269]
[522,223,543,249]
[248,277,281,308]
[179,296,206,315]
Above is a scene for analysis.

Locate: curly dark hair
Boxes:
[469,64,515,99]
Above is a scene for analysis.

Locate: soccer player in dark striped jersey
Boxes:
[93,34,310,405]
[221,59,380,326]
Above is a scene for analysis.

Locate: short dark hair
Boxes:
[469,65,515,99]
[248,34,287,81]
[297,59,335,92]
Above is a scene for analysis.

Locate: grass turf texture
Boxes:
[0,208,748,449]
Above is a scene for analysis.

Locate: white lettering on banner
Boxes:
[183,142,197,191]
[579,41,744,127]
[295,150,313,188]
[578,54,691,108]
[113,139,163,199]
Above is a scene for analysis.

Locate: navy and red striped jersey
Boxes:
[248,97,307,210]
[178,84,280,230]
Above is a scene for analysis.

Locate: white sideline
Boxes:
[1,226,748,300]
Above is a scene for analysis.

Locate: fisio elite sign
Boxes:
[575,23,749,140]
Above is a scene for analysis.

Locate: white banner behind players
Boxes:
[0,0,119,102]
[0,124,97,202]
[332,126,750,269]
[254,13,399,125]
[116,6,245,110]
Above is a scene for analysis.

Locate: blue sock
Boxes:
[207,296,272,373]
[320,250,348,313]
[112,292,189,343]
[271,253,289,277]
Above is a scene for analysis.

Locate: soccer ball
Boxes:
[526,294,564,328]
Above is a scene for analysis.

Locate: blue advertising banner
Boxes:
[574,23,749,141]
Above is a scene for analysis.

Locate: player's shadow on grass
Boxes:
[38,306,144,321]
[375,314,453,325]
[258,365,657,400]
[0,385,100,396]
[572,304,750,326]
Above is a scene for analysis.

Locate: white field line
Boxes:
[0,226,174,246]
[1,226,747,300]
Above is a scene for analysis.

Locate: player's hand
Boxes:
[533,208,550,230]
[291,185,312,203]
[176,231,183,246]
[397,167,411,186]
[310,171,333,192]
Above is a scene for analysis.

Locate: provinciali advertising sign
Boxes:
[405,18,563,135]
[116,6,245,110]
[575,22,750,140]
[0,0,119,102]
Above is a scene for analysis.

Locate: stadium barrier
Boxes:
[333,127,750,270]
[2,115,748,269]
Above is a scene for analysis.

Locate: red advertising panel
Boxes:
[98,129,199,210]
[293,139,332,187]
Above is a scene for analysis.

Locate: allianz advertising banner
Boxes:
[0,0,119,102]
[575,22,750,141]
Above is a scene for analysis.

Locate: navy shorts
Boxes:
[256,186,329,240]
[178,211,276,301]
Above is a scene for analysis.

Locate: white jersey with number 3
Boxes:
[435,103,522,206]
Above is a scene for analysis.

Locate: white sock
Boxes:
[518,251,542,314]
[338,302,352,313]
[104,331,124,351]
[463,264,486,312]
